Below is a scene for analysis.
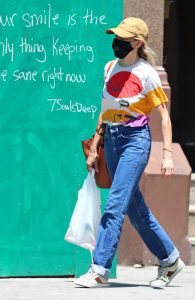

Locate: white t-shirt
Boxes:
[101,58,168,126]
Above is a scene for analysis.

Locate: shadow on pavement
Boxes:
[106,282,149,288]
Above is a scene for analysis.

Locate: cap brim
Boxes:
[106,27,135,38]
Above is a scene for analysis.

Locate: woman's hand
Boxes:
[86,112,103,173]
[86,149,99,173]
[161,157,174,176]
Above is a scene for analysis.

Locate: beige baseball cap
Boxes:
[106,17,149,40]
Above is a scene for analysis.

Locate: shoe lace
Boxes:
[158,266,168,280]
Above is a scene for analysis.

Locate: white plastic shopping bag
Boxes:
[64,171,101,251]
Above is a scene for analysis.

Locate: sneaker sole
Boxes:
[74,279,110,288]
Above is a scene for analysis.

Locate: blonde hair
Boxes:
[135,37,157,67]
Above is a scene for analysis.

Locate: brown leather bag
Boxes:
[82,136,111,189]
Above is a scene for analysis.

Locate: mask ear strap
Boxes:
[134,37,144,48]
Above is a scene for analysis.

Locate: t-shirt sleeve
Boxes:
[145,69,168,108]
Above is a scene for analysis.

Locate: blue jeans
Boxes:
[90,124,179,278]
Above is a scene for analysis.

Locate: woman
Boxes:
[75,17,185,288]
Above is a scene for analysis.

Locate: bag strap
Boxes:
[105,59,116,75]
[94,60,116,142]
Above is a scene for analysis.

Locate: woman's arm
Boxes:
[86,112,103,172]
[157,104,174,176]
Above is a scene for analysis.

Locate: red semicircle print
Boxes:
[106,71,142,98]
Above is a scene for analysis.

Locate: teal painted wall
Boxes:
[0,0,122,277]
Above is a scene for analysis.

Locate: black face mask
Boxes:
[112,38,134,59]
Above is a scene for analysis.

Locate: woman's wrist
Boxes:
[89,146,98,153]
[163,148,172,158]
[163,147,172,153]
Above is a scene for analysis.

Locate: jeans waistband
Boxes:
[104,123,149,129]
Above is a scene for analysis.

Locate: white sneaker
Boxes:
[150,257,185,288]
[74,271,109,288]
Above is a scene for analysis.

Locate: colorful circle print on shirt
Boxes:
[106,71,142,99]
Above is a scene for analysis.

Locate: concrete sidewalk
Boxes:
[1,265,195,300]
